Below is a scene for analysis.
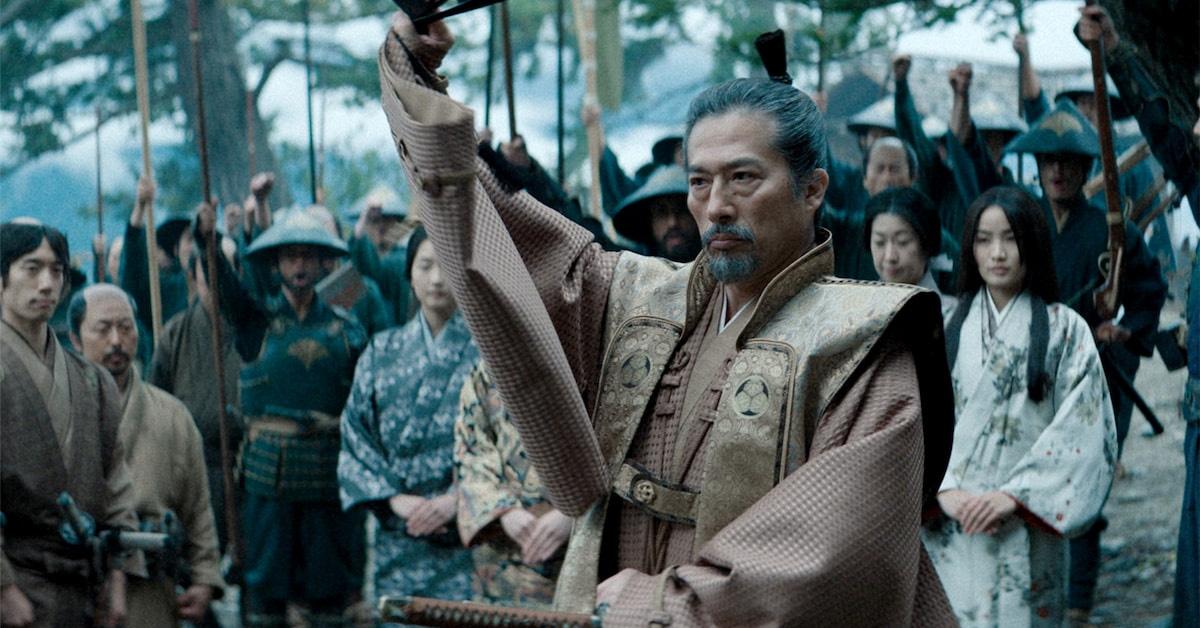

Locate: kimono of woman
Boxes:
[864,186,957,317]
[338,226,478,604]
[453,363,572,608]
[923,186,1117,627]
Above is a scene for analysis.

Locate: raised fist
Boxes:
[948,63,972,96]
[892,54,912,83]
[250,172,274,200]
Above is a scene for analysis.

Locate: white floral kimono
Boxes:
[924,290,1117,627]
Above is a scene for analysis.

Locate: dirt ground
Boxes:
[1087,264,1193,627]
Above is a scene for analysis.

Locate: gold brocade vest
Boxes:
[555,233,945,613]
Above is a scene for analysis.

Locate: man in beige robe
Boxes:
[1,222,138,627]
[376,14,957,626]
[68,284,224,627]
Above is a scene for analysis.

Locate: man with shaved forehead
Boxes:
[69,284,224,626]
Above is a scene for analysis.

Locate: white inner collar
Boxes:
[718,291,756,334]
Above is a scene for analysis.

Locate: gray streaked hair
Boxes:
[684,78,827,197]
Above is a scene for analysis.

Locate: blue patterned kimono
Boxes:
[338,311,479,604]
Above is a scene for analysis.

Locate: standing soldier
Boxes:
[1075,6,1200,625]
[1005,97,1167,621]
[196,204,367,628]
[0,222,139,627]
[120,177,193,338]
[148,246,242,575]
[349,188,417,326]
[68,284,224,626]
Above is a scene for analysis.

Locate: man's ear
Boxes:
[69,331,82,353]
[804,168,830,215]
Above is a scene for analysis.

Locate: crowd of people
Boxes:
[1,3,1197,627]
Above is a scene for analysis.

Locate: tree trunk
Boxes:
[169,0,287,208]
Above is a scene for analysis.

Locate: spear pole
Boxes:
[187,0,243,578]
[130,0,163,343]
[500,2,516,139]
[246,89,256,181]
[484,4,495,128]
[572,0,604,219]
[556,0,565,185]
[94,102,105,283]
[1014,0,1026,185]
[304,0,318,204]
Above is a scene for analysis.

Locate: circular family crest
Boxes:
[620,354,652,389]
[732,376,770,417]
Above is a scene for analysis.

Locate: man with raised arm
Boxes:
[377,13,956,626]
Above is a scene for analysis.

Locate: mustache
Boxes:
[701,223,755,247]
[104,347,130,361]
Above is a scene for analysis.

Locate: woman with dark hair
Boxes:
[862,187,956,316]
[924,186,1117,626]
[338,225,477,606]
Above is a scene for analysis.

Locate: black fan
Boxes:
[393,0,506,34]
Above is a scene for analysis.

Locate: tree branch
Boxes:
[0,0,37,29]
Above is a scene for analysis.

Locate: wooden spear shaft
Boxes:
[572,0,604,220]
[500,2,517,139]
[94,102,105,283]
[246,89,256,180]
[130,0,163,344]
[187,0,243,575]
[484,4,495,128]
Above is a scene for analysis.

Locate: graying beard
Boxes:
[707,253,760,284]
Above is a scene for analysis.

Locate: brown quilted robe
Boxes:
[377,29,956,627]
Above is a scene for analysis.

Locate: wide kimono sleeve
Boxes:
[999,306,1118,538]
[605,338,955,627]
[378,33,611,515]
[454,366,521,545]
[337,337,399,511]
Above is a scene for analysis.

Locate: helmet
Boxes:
[245,209,349,261]
[846,97,897,135]
[611,165,689,246]
[1055,74,1131,120]
[1004,98,1099,157]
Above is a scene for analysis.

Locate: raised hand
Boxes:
[390,10,455,72]
[250,172,274,201]
[130,176,156,227]
[1012,32,1029,59]
[948,63,973,97]
[892,54,912,83]
[1076,5,1119,50]
[195,201,216,240]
